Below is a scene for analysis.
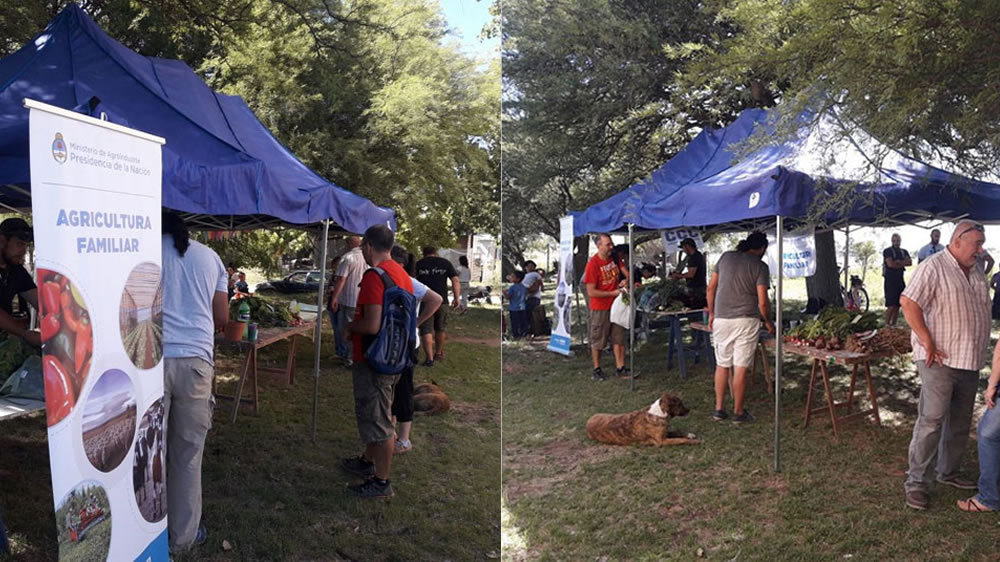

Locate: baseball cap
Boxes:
[0,217,33,242]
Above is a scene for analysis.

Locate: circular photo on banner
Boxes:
[37,268,94,427]
[119,262,163,370]
[55,480,112,561]
[82,369,137,472]
[133,398,166,522]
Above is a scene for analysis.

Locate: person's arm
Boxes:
[757,284,774,335]
[0,307,37,346]
[677,266,697,280]
[19,288,37,310]
[900,295,947,366]
[706,272,719,330]
[212,291,229,332]
[328,275,347,311]
[586,282,620,299]
[986,340,1000,408]
[417,291,443,326]
[901,251,912,267]
[992,275,998,291]
[528,275,542,293]
[450,275,461,308]
[352,303,382,335]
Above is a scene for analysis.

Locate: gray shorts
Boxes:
[351,362,400,444]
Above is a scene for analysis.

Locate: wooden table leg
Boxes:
[865,362,882,427]
[846,364,858,414]
[819,361,839,437]
[758,344,773,394]
[286,336,298,385]
[804,359,819,426]
[251,346,259,416]
[230,348,253,424]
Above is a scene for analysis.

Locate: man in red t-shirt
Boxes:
[584,233,630,381]
[341,225,414,499]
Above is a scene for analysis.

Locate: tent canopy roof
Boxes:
[571,107,1000,236]
[0,3,394,233]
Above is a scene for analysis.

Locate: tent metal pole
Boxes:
[628,223,635,392]
[311,219,330,442]
[844,225,850,290]
[774,215,784,472]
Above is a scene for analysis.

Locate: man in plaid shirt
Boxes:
[900,220,990,511]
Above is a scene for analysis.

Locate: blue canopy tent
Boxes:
[0,4,393,438]
[0,3,395,234]
[569,106,1000,469]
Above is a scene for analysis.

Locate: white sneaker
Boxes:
[394,439,412,454]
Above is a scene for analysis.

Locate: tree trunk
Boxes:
[805,230,843,307]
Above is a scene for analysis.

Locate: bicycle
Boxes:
[840,270,870,313]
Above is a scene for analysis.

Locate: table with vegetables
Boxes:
[780,308,911,436]
[634,279,709,378]
[214,296,316,423]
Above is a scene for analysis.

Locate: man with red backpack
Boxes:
[341,225,415,498]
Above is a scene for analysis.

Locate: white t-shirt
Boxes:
[410,276,429,348]
[458,265,471,284]
[162,236,228,365]
[335,247,367,308]
[917,242,944,263]
[522,270,542,299]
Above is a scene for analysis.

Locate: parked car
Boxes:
[255,270,330,294]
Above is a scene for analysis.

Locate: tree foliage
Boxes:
[851,239,877,279]
[689,0,1000,179]
[501,0,767,262]
[0,0,499,250]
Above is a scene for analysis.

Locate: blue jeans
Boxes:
[976,393,1000,510]
[0,507,8,554]
[329,306,354,360]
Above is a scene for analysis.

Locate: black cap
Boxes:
[0,217,33,242]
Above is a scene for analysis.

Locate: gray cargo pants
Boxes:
[164,356,214,551]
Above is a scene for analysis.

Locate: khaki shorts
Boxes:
[589,309,627,350]
[712,317,760,368]
[419,305,447,336]
[351,362,400,444]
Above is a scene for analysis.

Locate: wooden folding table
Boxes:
[213,322,315,423]
[763,340,895,436]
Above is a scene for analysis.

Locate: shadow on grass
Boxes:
[2,309,501,562]
[502,321,999,561]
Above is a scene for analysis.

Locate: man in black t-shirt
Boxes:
[670,238,708,307]
[0,218,40,347]
[882,233,912,326]
[415,247,460,367]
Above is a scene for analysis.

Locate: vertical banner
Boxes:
[766,230,817,279]
[28,100,167,561]
[548,215,574,355]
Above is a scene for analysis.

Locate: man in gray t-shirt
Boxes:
[706,232,774,424]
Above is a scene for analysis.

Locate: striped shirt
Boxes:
[334,247,367,308]
[902,247,991,371]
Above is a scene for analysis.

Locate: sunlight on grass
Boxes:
[501,498,529,560]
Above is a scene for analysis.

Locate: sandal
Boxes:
[957,497,995,513]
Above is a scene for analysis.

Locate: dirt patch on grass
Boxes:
[504,439,627,501]
[451,335,501,347]
[451,401,500,425]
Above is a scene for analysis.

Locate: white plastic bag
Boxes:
[610,292,632,329]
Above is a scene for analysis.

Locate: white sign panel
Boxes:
[29,100,167,561]
[766,231,817,279]
[660,228,704,254]
[548,216,574,355]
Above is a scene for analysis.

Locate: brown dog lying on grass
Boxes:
[413,381,451,414]
[586,392,701,446]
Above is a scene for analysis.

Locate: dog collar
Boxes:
[647,399,668,418]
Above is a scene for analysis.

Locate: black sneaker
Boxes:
[616,367,636,380]
[341,455,375,478]
[592,367,606,381]
[348,476,394,499]
[422,359,434,367]
[732,410,754,424]
[712,409,729,422]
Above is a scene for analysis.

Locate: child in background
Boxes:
[505,270,529,338]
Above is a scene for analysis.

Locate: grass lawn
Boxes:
[502,301,1000,561]
[1,304,500,561]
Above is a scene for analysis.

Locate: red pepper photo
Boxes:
[36,269,93,427]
